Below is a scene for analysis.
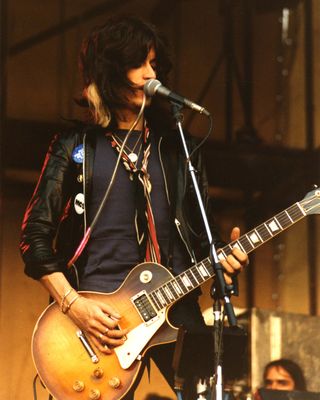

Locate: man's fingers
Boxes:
[221,254,242,273]
[92,328,127,350]
[232,248,249,267]
[99,302,121,320]
[96,313,120,330]
[90,334,112,354]
[223,273,233,286]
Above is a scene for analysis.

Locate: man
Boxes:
[20,15,248,399]
[263,359,307,391]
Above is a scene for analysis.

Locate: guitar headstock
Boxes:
[300,186,320,215]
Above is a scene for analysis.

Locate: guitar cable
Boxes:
[32,374,53,400]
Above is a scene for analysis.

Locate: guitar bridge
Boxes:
[76,330,99,363]
[131,291,158,324]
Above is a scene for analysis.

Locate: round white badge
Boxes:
[74,193,85,214]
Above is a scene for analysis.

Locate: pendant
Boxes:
[128,152,138,163]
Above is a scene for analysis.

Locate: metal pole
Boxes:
[224,0,234,143]
[304,0,314,151]
[304,0,317,316]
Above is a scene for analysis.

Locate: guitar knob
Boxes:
[108,376,121,389]
[72,380,85,392]
[89,388,101,400]
[92,367,104,378]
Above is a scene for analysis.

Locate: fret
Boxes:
[155,289,167,306]
[198,262,210,278]
[192,266,205,284]
[256,224,272,241]
[274,217,283,229]
[163,284,175,301]
[253,229,263,243]
[159,287,170,304]
[167,281,179,300]
[218,250,227,261]
[239,235,254,252]
[187,269,199,286]
[266,218,282,234]
[204,259,214,276]
[181,273,193,289]
[263,222,273,236]
[275,210,292,228]
[149,292,161,311]
[154,290,166,308]
[285,210,293,223]
[172,280,184,296]
[231,241,245,253]
[203,257,210,267]
[176,276,188,293]
[245,234,256,248]
[292,202,306,219]
[222,246,232,257]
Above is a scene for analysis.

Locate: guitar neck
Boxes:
[219,200,306,258]
[148,200,306,311]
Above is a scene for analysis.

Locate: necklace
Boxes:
[113,131,143,163]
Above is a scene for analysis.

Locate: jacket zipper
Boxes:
[158,137,170,205]
[175,218,195,263]
[158,136,196,264]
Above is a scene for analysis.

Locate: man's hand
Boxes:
[219,226,249,285]
[67,296,128,354]
[40,272,128,354]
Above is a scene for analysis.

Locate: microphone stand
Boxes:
[212,291,224,400]
[170,102,237,400]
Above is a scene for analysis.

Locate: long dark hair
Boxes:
[79,14,172,127]
[263,359,307,391]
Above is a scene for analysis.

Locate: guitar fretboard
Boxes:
[148,201,306,312]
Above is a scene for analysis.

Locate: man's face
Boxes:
[125,47,157,109]
[264,366,295,391]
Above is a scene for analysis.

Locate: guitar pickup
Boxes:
[131,291,158,324]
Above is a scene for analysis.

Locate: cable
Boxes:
[90,94,146,230]
[188,113,213,160]
[68,94,146,266]
[32,374,38,400]
[32,374,51,400]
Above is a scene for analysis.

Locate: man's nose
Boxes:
[144,64,156,80]
[269,382,279,390]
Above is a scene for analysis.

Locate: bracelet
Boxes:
[60,288,73,312]
[62,294,80,314]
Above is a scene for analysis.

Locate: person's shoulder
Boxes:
[51,121,102,145]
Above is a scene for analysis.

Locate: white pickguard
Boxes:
[114,311,166,369]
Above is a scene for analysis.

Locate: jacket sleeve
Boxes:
[20,133,75,279]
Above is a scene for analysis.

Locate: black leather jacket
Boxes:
[20,123,224,283]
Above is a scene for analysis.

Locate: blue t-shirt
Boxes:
[79,129,190,292]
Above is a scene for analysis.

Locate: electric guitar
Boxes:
[32,188,320,400]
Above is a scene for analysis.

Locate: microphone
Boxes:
[144,79,210,117]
